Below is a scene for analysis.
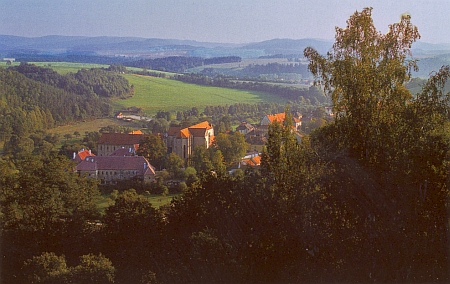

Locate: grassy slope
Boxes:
[114,74,287,116]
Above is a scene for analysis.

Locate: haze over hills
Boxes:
[1,35,450,77]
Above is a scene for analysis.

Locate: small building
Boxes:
[76,156,155,184]
[235,121,255,135]
[73,149,95,163]
[240,154,262,167]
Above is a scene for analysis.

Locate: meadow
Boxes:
[115,74,287,116]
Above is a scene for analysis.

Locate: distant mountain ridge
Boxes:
[2,35,450,58]
[0,35,335,58]
[1,35,450,77]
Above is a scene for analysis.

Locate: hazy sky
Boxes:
[1,0,448,44]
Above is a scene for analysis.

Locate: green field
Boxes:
[114,74,287,116]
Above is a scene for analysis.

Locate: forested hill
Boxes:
[9,63,133,98]
[0,64,133,142]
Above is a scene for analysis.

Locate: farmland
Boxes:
[113,74,287,116]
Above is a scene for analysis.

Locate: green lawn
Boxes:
[114,74,287,116]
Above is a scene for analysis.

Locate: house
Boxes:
[97,132,144,156]
[259,112,302,135]
[235,121,255,135]
[76,156,155,184]
[261,112,302,129]
[240,153,262,167]
[73,148,95,163]
[165,121,214,161]
[260,113,286,126]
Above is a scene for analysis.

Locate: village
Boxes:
[73,111,314,186]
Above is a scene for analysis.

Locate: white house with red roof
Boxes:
[73,149,95,163]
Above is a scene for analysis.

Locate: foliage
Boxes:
[22,252,69,284]
[101,189,162,283]
[305,7,420,162]
[1,154,101,283]
[165,152,185,179]
[22,252,115,284]
[137,134,167,170]
[306,7,450,281]
[212,132,247,166]
[0,65,118,143]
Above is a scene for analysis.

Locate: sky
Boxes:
[1,0,449,44]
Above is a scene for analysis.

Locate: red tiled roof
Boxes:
[98,133,144,145]
[242,155,261,166]
[189,121,212,130]
[167,121,213,139]
[129,130,143,134]
[77,156,155,175]
[74,149,95,163]
[267,113,286,123]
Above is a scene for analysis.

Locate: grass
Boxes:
[113,74,287,116]
[96,193,179,213]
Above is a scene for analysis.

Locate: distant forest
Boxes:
[0,63,133,142]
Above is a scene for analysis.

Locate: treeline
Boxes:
[8,52,130,65]
[175,73,327,103]
[240,62,309,77]
[125,56,241,72]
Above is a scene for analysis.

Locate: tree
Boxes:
[305,7,450,281]
[69,254,115,284]
[22,252,69,284]
[22,253,115,284]
[191,145,213,173]
[165,152,185,179]
[137,134,167,169]
[1,154,100,283]
[213,132,247,166]
[102,189,162,282]
[304,7,420,163]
